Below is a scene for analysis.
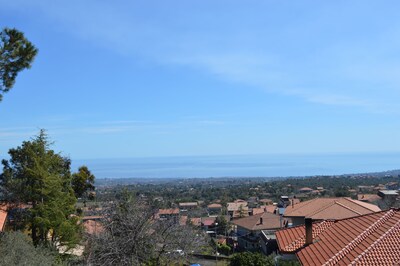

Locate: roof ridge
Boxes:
[334,201,362,216]
[349,216,400,265]
[285,220,334,252]
[286,197,318,214]
[306,200,337,218]
[322,209,396,266]
[343,197,377,212]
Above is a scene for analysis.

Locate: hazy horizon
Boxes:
[71,152,400,179]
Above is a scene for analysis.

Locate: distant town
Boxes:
[65,172,400,264]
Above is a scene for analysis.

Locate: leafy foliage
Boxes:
[72,165,95,198]
[230,251,273,266]
[0,130,80,247]
[0,27,38,101]
[215,215,229,235]
[0,231,56,266]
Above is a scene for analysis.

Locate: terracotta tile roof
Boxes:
[217,238,226,245]
[0,208,7,232]
[227,202,248,212]
[276,220,335,253]
[283,197,380,220]
[207,203,222,209]
[83,219,104,234]
[232,210,249,218]
[265,205,277,214]
[158,208,179,215]
[252,207,267,215]
[190,217,201,226]
[201,217,216,226]
[232,212,283,231]
[179,202,198,207]
[0,203,31,232]
[277,209,400,265]
[299,187,313,192]
[179,215,188,226]
[357,194,381,202]
[82,215,103,221]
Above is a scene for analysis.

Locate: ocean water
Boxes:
[72,153,400,179]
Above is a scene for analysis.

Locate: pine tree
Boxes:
[0,28,38,101]
[0,130,80,247]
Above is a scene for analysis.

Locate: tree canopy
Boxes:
[230,252,273,266]
[72,165,95,198]
[0,130,80,247]
[0,27,38,101]
[0,231,57,266]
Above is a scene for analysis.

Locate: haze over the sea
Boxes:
[73,152,400,179]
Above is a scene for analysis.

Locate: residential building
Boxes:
[201,217,217,232]
[227,202,249,219]
[357,193,381,203]
[385,181,399,190]
[276,209,400,265]
[259,198,273,205]
[0,205,7,232]
[378,190,399,199]
[178,202,198,211]
[207,203,222,215]
[232,212,285,253]
[247,196,259,208]
[157,208,179,222]
[283,197,381,226]
[82,216,104,235]
[298,187,313,194]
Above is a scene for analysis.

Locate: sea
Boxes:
[72,152,400,179]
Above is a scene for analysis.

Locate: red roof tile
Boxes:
[179,215,188,226]
[232,212,283,231]
[207,203,222,209]
[265,205,277,213]
[0,208,7,231]
[276,220,335,253]
[284,197,380,220]
[357,194,381,203]
[83,219,104,234]
[179,202,198,207]
[252,207,267,215]
[277,209,400,265]
[190,218,201,226]
[158,208,179,215]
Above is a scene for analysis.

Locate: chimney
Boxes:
[260,217,263,224]
[305,218,313,245]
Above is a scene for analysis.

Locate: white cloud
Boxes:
[3,0,400,114]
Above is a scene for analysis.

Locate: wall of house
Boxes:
[260,239,278,255]
[291,217,305,226]
[236,226,263,252]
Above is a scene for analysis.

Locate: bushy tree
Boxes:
[0,130,80,247]
[215,215,229,235]
[0,231,56,266]
[230,252,273,266]
[0,27,38,101]
[72,165,95,198]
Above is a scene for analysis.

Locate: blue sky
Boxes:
[1,1,400,161]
